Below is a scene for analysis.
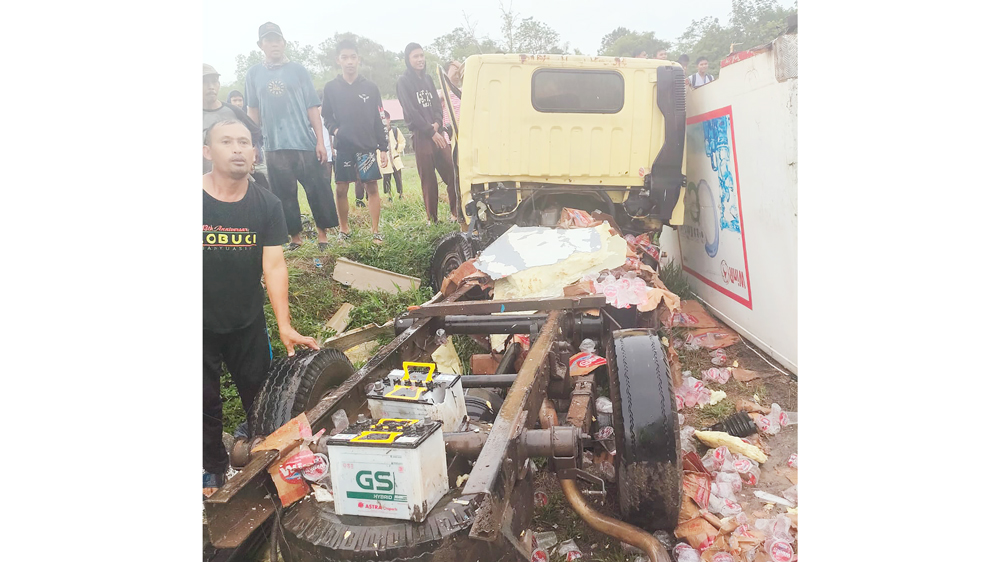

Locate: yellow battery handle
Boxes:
[401,362,436,383]
[351,431,402,444]
[374,418,419,429]
[384,385,427,401]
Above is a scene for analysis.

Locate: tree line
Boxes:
[221,0,796,100]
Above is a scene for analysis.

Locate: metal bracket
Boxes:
[561,467,606,498]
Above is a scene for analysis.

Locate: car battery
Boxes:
[327,417,447,522]
[367,362,468,432]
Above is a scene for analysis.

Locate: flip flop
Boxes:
[286,242,301,251]
[372,233,384,245]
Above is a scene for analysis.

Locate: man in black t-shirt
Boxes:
[202,119,319,497]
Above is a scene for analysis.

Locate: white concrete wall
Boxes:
[661,35,798,373]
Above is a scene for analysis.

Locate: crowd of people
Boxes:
[201,21,718,497]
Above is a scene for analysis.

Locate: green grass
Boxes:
[223,153,459,431]
[659,261,695,300]
[530,473,633,562]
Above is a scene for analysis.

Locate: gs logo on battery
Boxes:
[356,470,394,491]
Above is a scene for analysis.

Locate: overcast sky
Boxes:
[204,0,795,83]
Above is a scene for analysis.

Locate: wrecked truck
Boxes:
[431,54,688,290]
[204,54,690,562]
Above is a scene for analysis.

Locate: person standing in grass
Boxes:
[202,119,319,497]
[378,110,405,200]
[321,38,389,244]
[396,42,459,224]
[245,22,338,251]
[203,64,270,191]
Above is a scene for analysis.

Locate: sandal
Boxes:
[337,231,351,242]
[372,233,384,245]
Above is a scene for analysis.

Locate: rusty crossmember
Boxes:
[463,311,562,542]
[205,282,476,548]
[403,295,606,318]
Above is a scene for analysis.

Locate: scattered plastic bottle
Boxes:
[557,539,583,561]
[755,514,795,561]
[709,348,728,366]
[680,426,698,453]
[708,493,742,517]
[715,471,743,494]
[595,396,613,414]
[534,531,559,551]
[702,367,731,384]
[787,453,798,469]
[765,537,794,562]
[755,403,786,436]
[595,395,613,428]
[673,544,700,562]
[676,376,712,408]
[579,339,597,353]
[534,491,549,507]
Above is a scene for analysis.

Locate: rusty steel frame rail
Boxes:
[204,283,477,549]
[463,311,562,543]
[403,295,606,318]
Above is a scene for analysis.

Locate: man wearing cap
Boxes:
[203,64,268,191]
[245,22,338,251]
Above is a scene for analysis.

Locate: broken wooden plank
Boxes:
[332,258,420,293]
[324,303,354,334]
[344,341,379,364]
[322,321,394,351]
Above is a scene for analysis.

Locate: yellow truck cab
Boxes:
[432,54,688,289]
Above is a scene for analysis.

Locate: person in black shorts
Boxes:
[202,119,319,497]
[245,22,338,251]
[321,39,389,244]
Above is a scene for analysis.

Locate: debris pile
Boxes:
[663,297,798,562]
[468,209,680,319]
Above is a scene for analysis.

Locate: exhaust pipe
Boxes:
[559,478,671,562]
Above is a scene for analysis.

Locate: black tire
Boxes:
[249,349,355,437]
[430,232,474,293]
[277,491,499,562]
[607,328,682,531]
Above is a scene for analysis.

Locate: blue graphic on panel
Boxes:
[703,116,741,233]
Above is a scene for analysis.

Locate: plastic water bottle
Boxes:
[673,543,700,562]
